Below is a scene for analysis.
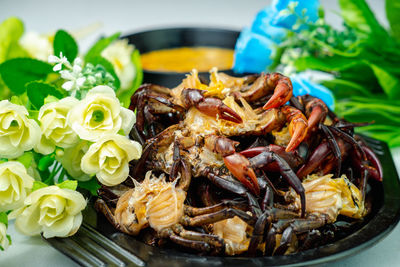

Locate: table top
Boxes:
[1,0,399,266]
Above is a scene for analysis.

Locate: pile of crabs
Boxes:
[95,69,383,256]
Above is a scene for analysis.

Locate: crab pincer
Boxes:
[303,95,328,134]
[205,135,260,195]
[262,73,293,110]
[224,153,260,195]
[181,89,242,123]
[281,106,308,152]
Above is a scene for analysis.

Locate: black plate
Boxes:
[45,135,400,267]
[123,27,240,88]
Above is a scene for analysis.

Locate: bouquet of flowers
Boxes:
[0,17,143,250]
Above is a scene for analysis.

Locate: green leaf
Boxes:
[57,180,78,191]
[294,55,360,72]
[369,64,400,99]
[32,180,48,192]
[339,0,388,40]
[0,58,53,94]
[53,30,78,62]
[78,177,101,196]
[38,154,55,171]
[0,17,27,64]
[118,49,143,107]
[0,212,8,227]
[89,57,120,89]
[386,0,400,41]
[26,81,63,109]
[84,32,120,62]
[16,152,33,169]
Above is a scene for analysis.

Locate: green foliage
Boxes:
[84,33,121,90]
[26,81,63,109]
[386,0,400,41]
[0,58,52,94]
[32,181,48,192]
[0,212,8,227]
[78,177,101,196]
[38,154,55,171]
[53,30,78,62]
[16,152,33,169]
[0,17,27,64]
[57,180,78,191]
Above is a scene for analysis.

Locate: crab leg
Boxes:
[181,89,242,123]
[159,228,211,252]
[249,152,306,217]
[181,207,255,226]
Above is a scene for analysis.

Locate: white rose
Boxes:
[0,223,9,251]
[19,31,53,61]
[67,85,135,141]
[9,185,87,238]
[0,161,34,212]
[36,97,80,155]
[101,39,136,90]
[81,134,142,186]
[57,141,91,181]
[0,100,41,159]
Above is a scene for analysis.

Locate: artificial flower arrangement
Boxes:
[0,17,143,250]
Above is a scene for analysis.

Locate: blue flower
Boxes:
[271,0,320,31]
[291,73,335,110]
[251,7,287,43]
[233,27,276,74]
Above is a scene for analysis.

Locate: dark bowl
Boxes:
[45,135,400,267]
[123,27,240,87]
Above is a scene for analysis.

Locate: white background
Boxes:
[1,0,399,266]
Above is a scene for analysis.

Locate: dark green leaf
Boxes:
[84,32,120,63]
[0,58,52,94]
[78,177,101,196]
[38,154,55,171]
[339,0,388,39]
[53,30,78,62]
[118,49,143,107]
[57,180,77,191]
[0,212,8,227]
[322,78,373,99]
[32,181,48,192]
[26,81,63,109]
[369,64,400,99]
[386,0,400,41]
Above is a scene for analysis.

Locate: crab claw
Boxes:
[281,106,308,152]
[263,73,293,110]
[197,98,242,123]
[304,96,328,134]
[224,153,260,195]
[182,89,242,123]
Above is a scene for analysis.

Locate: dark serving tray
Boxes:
[45,135,400,267]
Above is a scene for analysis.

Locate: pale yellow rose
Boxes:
[81,134,142,186]
[67,85,135,141]
[36,97,80,155]
[101,39,136,90]
[19,31,53,61]
[9,185,87,238]
[0,161,35,212]
[0,223,9,251]
[0,100,41,159]
[57,141,91,181]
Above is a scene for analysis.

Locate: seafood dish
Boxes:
[95,69,383,256]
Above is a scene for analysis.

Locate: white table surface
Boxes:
[1,0,399,266]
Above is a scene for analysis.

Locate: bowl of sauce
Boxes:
[123,27,239,87]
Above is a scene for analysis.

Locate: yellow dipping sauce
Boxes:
[141,47,234,73]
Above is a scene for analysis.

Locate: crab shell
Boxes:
[114,172,187,235]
